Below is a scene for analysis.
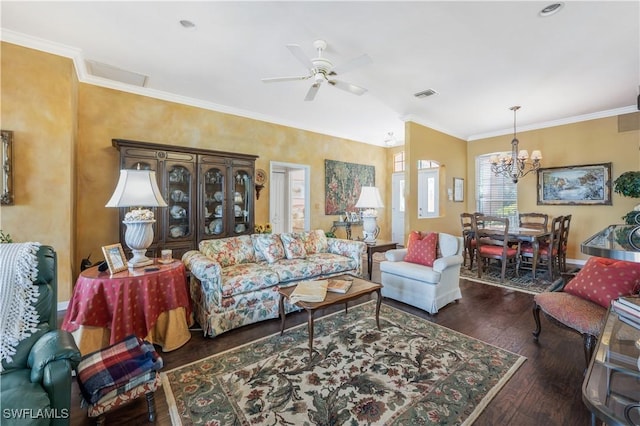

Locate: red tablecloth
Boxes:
[62,261,192,352]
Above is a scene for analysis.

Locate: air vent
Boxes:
[86,60,147,87]
[414,89,438,99]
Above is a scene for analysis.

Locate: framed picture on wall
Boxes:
[537,163,612,205]
[453,177,464,202]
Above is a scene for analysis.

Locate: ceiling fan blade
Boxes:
[261,75,311,83]
[330,54,372,76]
[286,44,314,70]
[328,80,367,96]
[304,83,320,101]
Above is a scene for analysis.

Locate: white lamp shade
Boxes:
[355,186,384,209]
[105,169,168,208]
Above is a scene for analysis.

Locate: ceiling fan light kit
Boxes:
[262,39,371,101]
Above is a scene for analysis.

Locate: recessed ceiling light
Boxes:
[539,3,564,17]
[179,20,196,29]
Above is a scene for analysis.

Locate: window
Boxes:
[417,161,440,218]
[475,153,518,224]
[393,151,405,172]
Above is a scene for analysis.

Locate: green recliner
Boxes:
[0,245,81,426]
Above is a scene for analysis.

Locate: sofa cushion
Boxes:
[269,258,324,283]
[280,233,307,259]
[306,252,359,275]
[221,263,280,297]
[405,232,438,267]
[199,235,256,267]
[564,257,640,308]
[252,234,286,264]
[301,230,328,254]
[0,369,51,426]
[380,260,442,284]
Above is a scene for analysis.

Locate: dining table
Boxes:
[481,225,551,279]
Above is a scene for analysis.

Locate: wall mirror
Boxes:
[1,130,13,205]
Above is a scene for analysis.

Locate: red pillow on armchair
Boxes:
[404,232,438,267]
[564,257,640,308]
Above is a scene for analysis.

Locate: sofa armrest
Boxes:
[327,238,366,275]
[385,248,407,262]
[183,250,222,282]
[28,330,81,384]
[433,254,464,273]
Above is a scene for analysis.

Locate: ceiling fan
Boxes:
[261,39,372,101]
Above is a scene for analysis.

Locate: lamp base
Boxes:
[361,216,380,244]
[128,249,154,268]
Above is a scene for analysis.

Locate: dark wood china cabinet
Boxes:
[112,139,257,260]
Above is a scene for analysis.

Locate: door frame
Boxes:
[269,161,311,232]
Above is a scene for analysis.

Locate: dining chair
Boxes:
[521,215,563,279]
[558,214,572,272]
[519,212,549,232]
[460,213,475,269]
[474,216,520,283]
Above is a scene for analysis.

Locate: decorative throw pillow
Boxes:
[252,234,285,264]
[404,232,438,267]
[280,233,307,259]
[303,230,328,254]
[564,257,640,308]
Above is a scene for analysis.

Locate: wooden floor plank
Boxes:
[62,278,592,425]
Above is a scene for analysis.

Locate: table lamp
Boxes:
[105,169,167,267]
[355,186,384,243]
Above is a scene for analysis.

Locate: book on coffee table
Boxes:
[327,278,353,294]
[289,280,328,303]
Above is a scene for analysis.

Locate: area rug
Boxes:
[162,301,525,425]
[460,263,559,294]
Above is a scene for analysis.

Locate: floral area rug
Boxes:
[162,301,525,425]
[459,262,560,294]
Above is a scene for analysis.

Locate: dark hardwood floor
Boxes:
[62,278,592,425]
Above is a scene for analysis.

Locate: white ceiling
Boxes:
[2,1,639,146]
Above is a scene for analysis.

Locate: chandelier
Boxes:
[490,106,542,183]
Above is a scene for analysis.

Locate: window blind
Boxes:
[475,153,518,225]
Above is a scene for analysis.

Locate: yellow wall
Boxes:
[467,116,640,261]
[0,43,77,300]
[404,122,469,242]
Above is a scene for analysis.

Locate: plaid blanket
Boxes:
[77,335,163,404]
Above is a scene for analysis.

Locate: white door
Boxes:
[270,171,286,234]
[391,172,405,245]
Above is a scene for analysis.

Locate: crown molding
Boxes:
[1,29,375,145]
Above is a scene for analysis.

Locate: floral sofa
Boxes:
[183,230,366,337]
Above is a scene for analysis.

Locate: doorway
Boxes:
[269,162,310,234]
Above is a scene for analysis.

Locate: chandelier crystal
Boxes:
[490,106,542,184]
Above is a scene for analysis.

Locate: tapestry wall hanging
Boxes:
[325,159,375,215]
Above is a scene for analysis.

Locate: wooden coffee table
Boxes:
[278,275,382,358]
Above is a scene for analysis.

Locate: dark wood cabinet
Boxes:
[113,139,257,260]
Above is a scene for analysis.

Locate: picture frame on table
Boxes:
[453,177,464,202]
[349,212,360,222]
[101,243,128,274]
[537,162,612,205]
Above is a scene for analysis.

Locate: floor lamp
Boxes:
[105,169,167,267]
[355,186,384,243]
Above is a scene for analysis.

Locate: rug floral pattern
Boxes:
[163,302,525,425]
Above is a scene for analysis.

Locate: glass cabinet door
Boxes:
[166,162,194,242]
[202,166,226,237]
[232,168,252,235]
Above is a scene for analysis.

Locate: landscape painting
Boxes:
[537,163,612,205]
[325,160,375,215]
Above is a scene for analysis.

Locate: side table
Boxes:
[582,306,640,425]
[62,260,193,355]
[331,221,362,240]
[365,241,397,280]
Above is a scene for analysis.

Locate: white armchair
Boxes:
[380,232,464,314]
